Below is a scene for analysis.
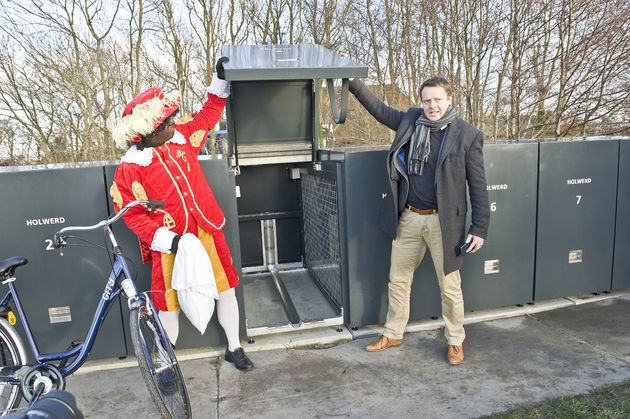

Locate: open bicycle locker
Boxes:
[221,44,368,338]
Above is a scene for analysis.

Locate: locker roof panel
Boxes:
[221,44,368,81]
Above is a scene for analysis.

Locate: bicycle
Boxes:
[0,200,191,418]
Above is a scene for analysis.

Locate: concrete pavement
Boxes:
[64,290,630,418]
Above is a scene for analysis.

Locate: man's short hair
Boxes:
[420,77,451,99]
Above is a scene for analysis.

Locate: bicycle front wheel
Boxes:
[129,301,191,419]
[0,319,26,415]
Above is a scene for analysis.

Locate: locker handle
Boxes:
[326,78,349,124]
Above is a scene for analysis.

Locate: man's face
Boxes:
[421,86,452,121]
[146,113,177,147]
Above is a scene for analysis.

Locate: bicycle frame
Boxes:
[0,223,175,380]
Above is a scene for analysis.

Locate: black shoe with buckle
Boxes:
[225,347,254,371]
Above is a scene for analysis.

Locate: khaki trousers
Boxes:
[383,209,465,345]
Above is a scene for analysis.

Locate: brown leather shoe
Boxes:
[447,344,464,365]
[365,335,403,352]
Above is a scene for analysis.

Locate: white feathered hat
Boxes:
[110,87,179,149]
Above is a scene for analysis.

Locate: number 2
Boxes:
[44,239,54,251]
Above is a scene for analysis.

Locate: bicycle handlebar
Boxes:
[54,200,165,247]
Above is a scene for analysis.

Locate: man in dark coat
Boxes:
[349,76,490,365]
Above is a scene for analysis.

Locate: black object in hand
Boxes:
[459,241,471,256]
[216,57,229,80]
[170,234,182,254]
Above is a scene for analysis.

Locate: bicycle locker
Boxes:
[221,44,368,338]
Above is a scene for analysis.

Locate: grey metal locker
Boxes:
[221,44,368,337]
[235,164,303,268]
[612,138,630,290]
[222,44,367,167]
[318,148,441,328]
[0,166,126,360]
[461,142,538,311]
[534,139,618,300]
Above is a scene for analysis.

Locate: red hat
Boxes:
[110,88,180,149]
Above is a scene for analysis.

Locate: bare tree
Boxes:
[552,0,630,137]
[1,0,629,164]
[246,0,297,44]
[0,0,122,163]
[0,118,27,164]
[442,0,503,129]
[301,0,352,49]
[186,0,226,87]
[527,0,558,138]
[506,0,539,139]
[148,0,194,115]
[124,0,156,97]
[226,0,250,44]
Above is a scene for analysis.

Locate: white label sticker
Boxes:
[569,250,583,264]
[48,306,72,324]
[484,259,500,275]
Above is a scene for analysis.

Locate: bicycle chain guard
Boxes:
[20,364,65,402]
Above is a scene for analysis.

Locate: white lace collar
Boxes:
[169,130,186,145]
[120,130,186,166]
[120,145,153,166]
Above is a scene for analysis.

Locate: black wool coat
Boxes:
[349,79,490,275]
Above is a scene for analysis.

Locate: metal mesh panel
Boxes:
[301,173,342,310]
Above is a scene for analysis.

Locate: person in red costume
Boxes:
[109,58,253,371]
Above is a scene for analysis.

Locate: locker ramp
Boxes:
[242,266,342,337]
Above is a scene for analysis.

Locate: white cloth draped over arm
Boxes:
[171,233,219,334]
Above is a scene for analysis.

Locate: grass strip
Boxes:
[487,380,630,419]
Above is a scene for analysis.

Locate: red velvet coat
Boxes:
[110,90,237,311]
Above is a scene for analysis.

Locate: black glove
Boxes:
[170,234,182,254]
[216,57,229,80]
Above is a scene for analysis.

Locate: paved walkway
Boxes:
[64,290,630,418]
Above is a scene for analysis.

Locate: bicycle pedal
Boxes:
[57,340,82,370]
[67,339,82,350]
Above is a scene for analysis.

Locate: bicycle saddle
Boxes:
[0,257,28,276]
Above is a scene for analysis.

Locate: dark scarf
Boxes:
[408,105,457,175]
